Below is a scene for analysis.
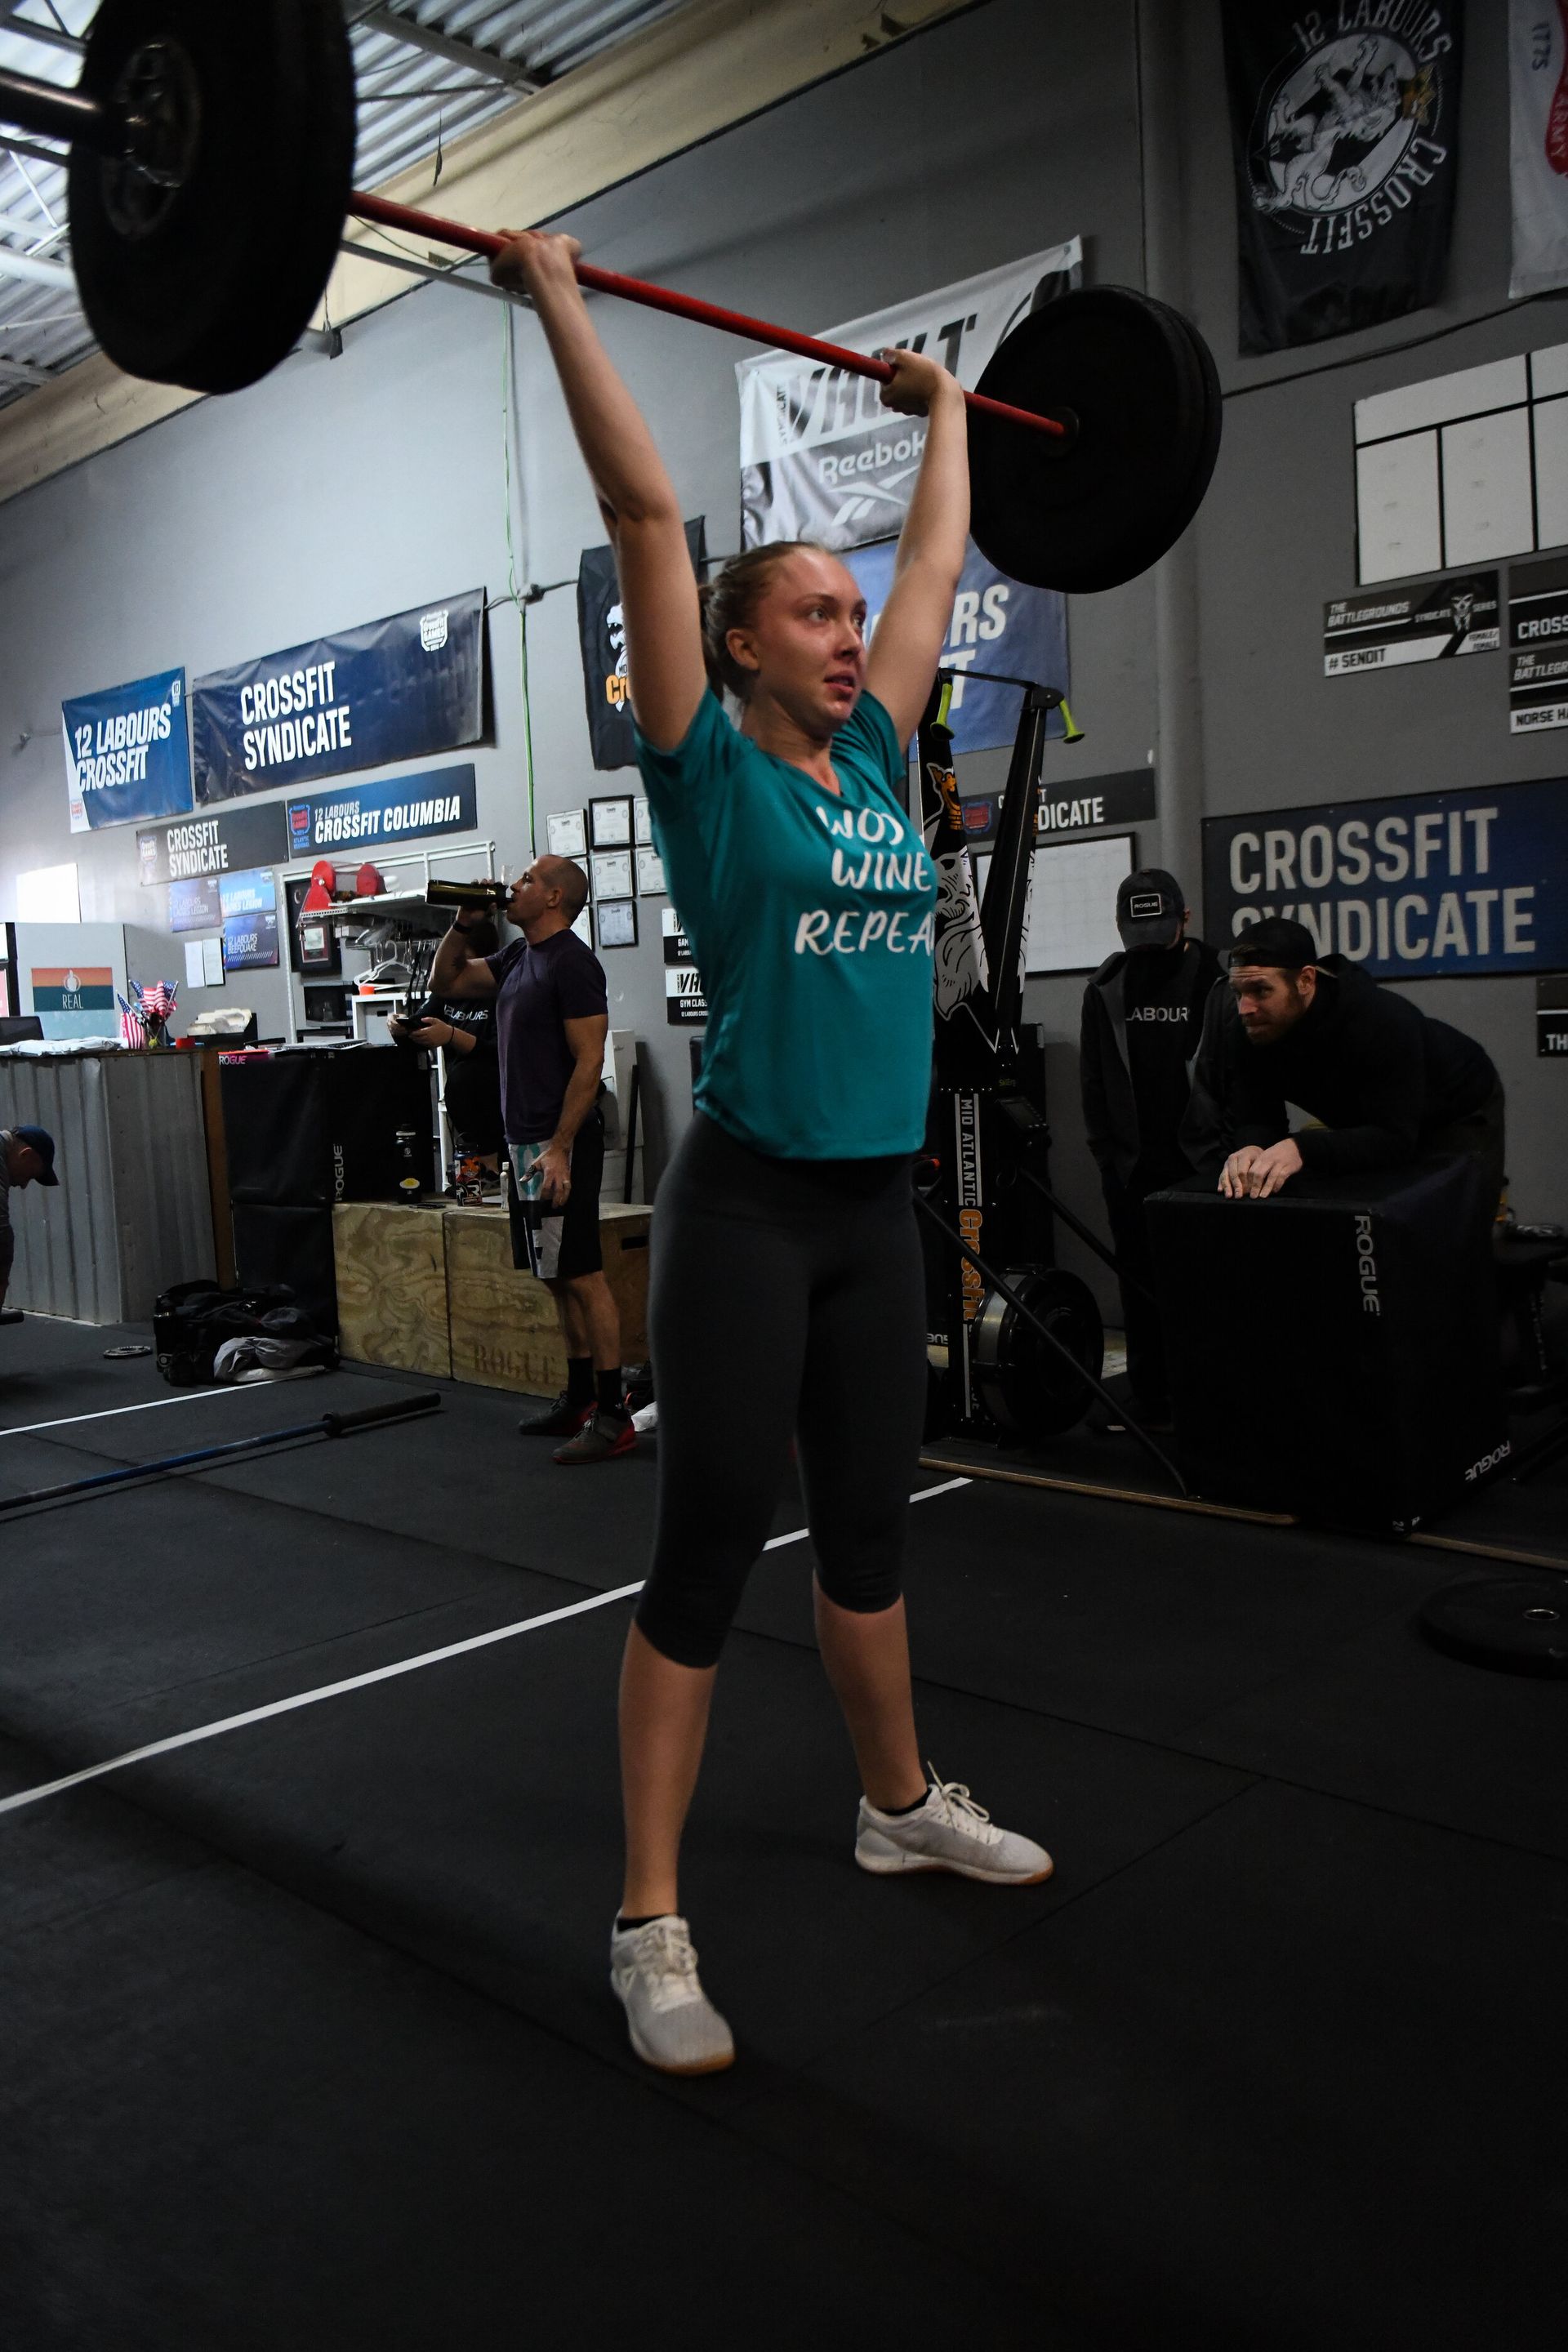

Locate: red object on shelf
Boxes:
[354,863,386,898]
[301,858,336,914]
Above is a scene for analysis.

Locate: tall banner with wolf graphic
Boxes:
[1222,2,1462,354]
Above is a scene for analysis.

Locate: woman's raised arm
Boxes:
[492,231,708,751]
[863,350,969,746]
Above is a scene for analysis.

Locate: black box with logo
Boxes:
[221,1049,433,1206]
[1146,1158,1507,1533]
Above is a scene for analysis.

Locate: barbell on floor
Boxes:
[0,2,1221,594]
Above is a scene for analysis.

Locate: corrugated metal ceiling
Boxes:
[0,0,687,416]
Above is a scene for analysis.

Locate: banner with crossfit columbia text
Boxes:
[1220,2,1462,354]
[63,667,194,832]
[577,521,706,768]
[737,241,1081,555]
[1509,0,1568,297]
[191,589,485,805]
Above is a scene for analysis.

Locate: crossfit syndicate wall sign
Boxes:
[662,906,706,1026]
[63,667,194,833]
[284,763,479,859]
[737,241,1081,555]
[192,589,484,804]
[843,539,1067,756]
[1509,0,1568,299]
[137,800,289,884]
[1324,572,1499,675]
[1203,777,1568,978]
[959,768,1156,844]
[577,523,705,769]
[1507,553,1568,730]
[1221,2,1462,354]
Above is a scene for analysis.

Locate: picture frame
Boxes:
[595,898,638,951]
[571,906,594,947]
[591,849,635,900]
[636,846,666,898]
[546,807,588,859]
[590,795,633,848]
[634,795,653,846]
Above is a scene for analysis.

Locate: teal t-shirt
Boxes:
[635,690,937,1159]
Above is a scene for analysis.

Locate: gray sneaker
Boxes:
[856,1766,1054,1886]
[610,1914,735,2074]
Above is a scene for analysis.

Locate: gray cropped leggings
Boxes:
[636,1112,927,1669]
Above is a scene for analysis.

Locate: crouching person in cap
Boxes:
[0,1125,60,1312]
[1080,871,1222,1421]
[1189,917,1505,1206]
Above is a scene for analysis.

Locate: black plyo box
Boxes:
[221,1049,434,1206]
[1147,1160,1508,1533]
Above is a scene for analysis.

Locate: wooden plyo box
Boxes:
[443,1201,652,1396]
[332,1200,452,1379]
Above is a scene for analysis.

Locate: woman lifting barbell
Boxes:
[491,227,1052,2077]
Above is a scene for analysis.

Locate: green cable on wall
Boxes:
[501,305,538,859]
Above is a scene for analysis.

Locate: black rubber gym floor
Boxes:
[1,1317,1563,2350]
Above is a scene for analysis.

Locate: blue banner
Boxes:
[222,911,279,972]
[192,590,485,805]
[168,875,222,933]
[285,762,479,861]
[1202,777,1568,978]
[843,539,1068,755]
[63,667,194,833]
[218,868,277,920]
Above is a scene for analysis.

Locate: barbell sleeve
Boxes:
[349,192,1068,442]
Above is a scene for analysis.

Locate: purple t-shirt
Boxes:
[487,930,608,1143]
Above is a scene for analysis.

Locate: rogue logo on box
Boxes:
[1354,1214,1381,1316]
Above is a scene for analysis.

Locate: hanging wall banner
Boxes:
[1508,551,1568,730]
[1220,2,1462,354]
[842,539,1067,755]
[62,668,193,833]
[283,762,479,860]
[578,523,706,769]
[1202,777,1568,978]
[959,768,1157,844]
[737,240,1081,555]
[137,800,290,884]
[191,589,485,805]
[1509,0,1568,298]
[1324,572,1500,675]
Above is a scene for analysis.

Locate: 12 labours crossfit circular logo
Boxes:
[1245,11,1455,253]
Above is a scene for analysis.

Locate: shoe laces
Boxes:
[925,1765,1003,1846]
[631,1918,704,2011]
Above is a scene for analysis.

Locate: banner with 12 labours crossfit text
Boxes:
[191,590,485,805]
[1220,2,1462,354]
[1509,0,1568,297]
[843,538,1067,758]
[578,522,706,769]
[736,241,1080,557]
[63,667,194,832]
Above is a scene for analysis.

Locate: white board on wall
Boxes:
[974,833,1134,975]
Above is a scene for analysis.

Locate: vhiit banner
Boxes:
[1220,1,1462,354]
[192,590,484,804]
[63,668,193,833]
[1510,0,1568,298]
[737,241,1080,555]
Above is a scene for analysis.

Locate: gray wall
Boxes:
[0,0,1561,1312]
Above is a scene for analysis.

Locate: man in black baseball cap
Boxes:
[1,1125,60,1315]
[1080,869,1222,1421]
[1189,918,1503,1204]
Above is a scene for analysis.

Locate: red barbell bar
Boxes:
[350,192,1070,443]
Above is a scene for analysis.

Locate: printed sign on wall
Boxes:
[1203,778,1568,978]
[192,590,484,804]
[737,241,1080,555]
[959,768,1156,844]
[29,964,115,1040]
[1325,573,1500,675]
[167,876,223,933]
[1221,1,1462,354]
[1509,0,1568,299]
[662,906,706,1026]
[63,668,193,833]
[578,525,706,769]
[842,539,1067,755]
[283,762,479,860]
[1508,552,1568,730]
[138,800,289,884]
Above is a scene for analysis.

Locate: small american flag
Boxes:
[116,991,146,1051]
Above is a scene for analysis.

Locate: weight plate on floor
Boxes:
[1418,1574,1568,1678]
[968,286,1223,593]
[69,0,355,394]
[973,1267,1103,1440]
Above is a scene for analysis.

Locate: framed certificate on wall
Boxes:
[596,899,638,950]
[547,807,588,858]
[591,849,634,900]
[590,795,633,848]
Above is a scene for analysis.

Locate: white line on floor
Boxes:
[0,1477,972,1820]
[0,1388,255,1441]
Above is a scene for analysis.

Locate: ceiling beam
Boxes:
[355,7,541,93]
[0,350,53,383]
[0,8,84,59]
[0,236,71,287]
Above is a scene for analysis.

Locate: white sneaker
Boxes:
[610,1914,735,2074]
[856,1766,1054,1886]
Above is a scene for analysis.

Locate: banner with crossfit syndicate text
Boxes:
[737,241,1080,555]
[191,589,485,805]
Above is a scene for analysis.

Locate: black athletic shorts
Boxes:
[506,1107,604,1280]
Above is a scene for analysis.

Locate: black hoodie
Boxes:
[1190,956,1498,1177]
